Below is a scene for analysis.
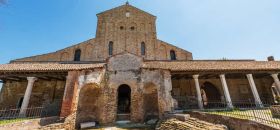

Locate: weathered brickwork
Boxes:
[0,3,278,129]
[11,4,192,63]
[0,80,65,109]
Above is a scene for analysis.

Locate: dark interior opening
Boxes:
[117,84,131,114]
[201,82,222,108]
[17,97,24,108]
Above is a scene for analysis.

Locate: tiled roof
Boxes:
[143,61,280,72]
[0,63,105,72]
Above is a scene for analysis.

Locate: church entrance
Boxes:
[117,84,131,114]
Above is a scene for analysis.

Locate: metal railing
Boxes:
[182,101,280,129]
[0,106,43,120]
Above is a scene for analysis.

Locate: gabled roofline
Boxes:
[96,3,156,18]
[10,38,95,63]
[157,39,192,54]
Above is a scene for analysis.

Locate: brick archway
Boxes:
[117,84,131,114]
[76,83,101,126]
[143,83,159,121]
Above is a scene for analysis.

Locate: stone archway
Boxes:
[201,82,221,108]
[143,83,159,121]
[76,83,101,125]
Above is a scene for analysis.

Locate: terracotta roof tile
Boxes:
[0,63,105,72]
[143,61,280,72]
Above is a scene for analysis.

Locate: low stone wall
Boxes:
[187,111,278,130]
[0,117,60,130]
[40,113,76,130]
[0,119,41,130]
[0,116,72,130]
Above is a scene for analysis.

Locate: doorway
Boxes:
[117,84,131,114]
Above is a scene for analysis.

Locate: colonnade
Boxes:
[193,73,280,109]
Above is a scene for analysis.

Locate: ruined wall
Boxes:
[59,69,106,127]
[94,53,174,124]
[141,69,174,119]
[0,79,65,113]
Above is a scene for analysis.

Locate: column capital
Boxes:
[246,74,253,77]
[27,77,38,82]
[271,73,279,78]
[192,74,199,79]
[219,74,226,78]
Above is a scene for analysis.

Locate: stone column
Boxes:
[193,75,203,109]
[271,73,280,95]
[246,74,263,107]
[219,74,234,109]
[19,77,37,116]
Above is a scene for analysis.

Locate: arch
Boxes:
[109,41,113,56]
[117,84,131,114]
[76,83,101,125]
[141,42,146,56]
[118,22,125,31]
[170,50,176,60]
[74,49,81,61]
[130,22,137,31]
[201,82,221,107]
[143,83,159,120]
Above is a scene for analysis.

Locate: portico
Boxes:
[171,72,278,109]
[142,60,280,110]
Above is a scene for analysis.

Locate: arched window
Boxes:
[170,50,176,60]
[141,42,145,56]
[109,41,113,56]
[74,49,81,61]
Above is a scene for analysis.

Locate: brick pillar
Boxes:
[60,71,80,117]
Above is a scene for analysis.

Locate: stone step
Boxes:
[115,120,131,125]
[116,113,130,121]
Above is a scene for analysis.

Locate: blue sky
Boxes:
[0,0,280,64]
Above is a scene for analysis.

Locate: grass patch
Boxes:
[0,118,29,126]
